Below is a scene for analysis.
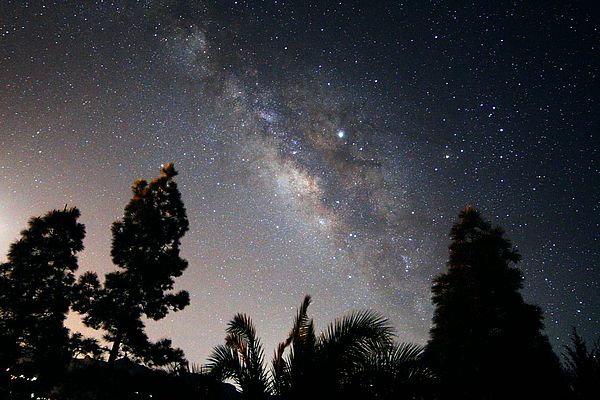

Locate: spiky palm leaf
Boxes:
[272,341,291,395]
[318,309,393,366]
[347,342,435,399]
[208,313,270,399]
[207,344,242,382]
[368,342,433,383]
[271,295,317,396]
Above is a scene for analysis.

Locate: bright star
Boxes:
[337,129,345,138]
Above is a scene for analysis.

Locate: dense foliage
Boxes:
[426,205,565,399]
[73,163,189,367]
[563,328,600,400]
[0,207,85,396]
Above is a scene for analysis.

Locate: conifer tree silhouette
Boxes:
[563,328,600,400]
[0,207,85,390]
[426,205,565,399]
[74,163,188,367]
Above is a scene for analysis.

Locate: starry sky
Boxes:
[0,1,598,365]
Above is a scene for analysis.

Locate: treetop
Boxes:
[161,162,177,178]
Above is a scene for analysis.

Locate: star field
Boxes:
[0,1,598,365]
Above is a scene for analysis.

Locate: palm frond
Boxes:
[368,342,432,378]
[319,309,394,355]
[389,342,426,365]
[292,295,313,340]
[271,295,317,395]
[346,342,435,398]
[227,313,257,342]
[207,344,241,383]
[271,342,291,395]
[315,309,394,391]
[211,313,270,397]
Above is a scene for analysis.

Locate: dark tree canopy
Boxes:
[563,328,600,400]
[0,207,85,383]
[426,205,564,399]
[74,163,189,366]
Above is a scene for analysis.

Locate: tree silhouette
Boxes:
[271,294,316,399]
[563,328,600,400]
[272,295,429,399]
[426,205,565,399]
[209,295,430,399]
[73,163,189,367]
[68,332,103,360]
[207,313,271,400]
[311,308,395,398]
[0,207,85,391]
[346,342,435,400]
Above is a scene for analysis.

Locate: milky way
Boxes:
[0,1,598,364]
[162,15,436,338]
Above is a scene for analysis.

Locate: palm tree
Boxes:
[207,313,270,400]
[271,295,317,399]
[315,308,394,397]
[272,295,431,399]
[348,342,435,399]
[210,296,434,399]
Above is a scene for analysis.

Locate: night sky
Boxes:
[1,1,598,365]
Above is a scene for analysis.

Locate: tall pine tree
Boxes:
[0,207,85,386]
[74,163,189,366]
[563,328,600,400]
[426,205,565,399]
